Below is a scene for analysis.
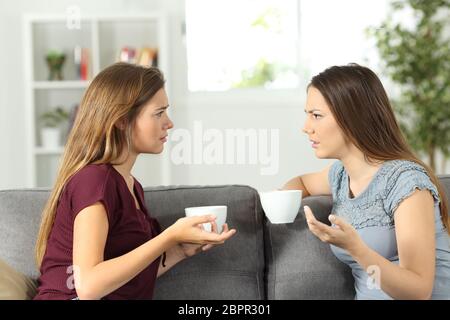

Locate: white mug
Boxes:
[259,190,302,224]
[185,205,227,233]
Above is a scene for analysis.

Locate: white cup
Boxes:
[259,190,302,224]
[184,205,227,233]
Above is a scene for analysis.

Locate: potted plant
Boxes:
[40,106,69,149]
[367,0,450,172]
[46,50,66,81]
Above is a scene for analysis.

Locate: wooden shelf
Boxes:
[33,81,90,89]
[34,147,64,155]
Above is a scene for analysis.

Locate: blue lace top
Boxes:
[328,160,450,299]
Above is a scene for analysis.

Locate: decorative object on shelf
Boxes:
[118,46,158,67]
[40,106,69,148]
[119,46,136,63]
[74,46,90,80]
[137,47,158,67]
[46,50,66,81]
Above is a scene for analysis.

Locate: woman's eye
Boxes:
[313,114,322,119]
[155,111,164,118]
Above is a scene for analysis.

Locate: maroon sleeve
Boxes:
[67,165,118,227]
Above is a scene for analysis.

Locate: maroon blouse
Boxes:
[34,163,162,300]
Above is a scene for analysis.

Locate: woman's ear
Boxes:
[114,118,127,131]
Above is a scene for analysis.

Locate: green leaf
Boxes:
[367,0,450,166]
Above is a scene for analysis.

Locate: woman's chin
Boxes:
[149,147,164,154]
[315,151,335,160]
[154,145,165,154]
[140,144,164,154]
[314,149,327,159]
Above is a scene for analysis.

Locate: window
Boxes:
[185,0,391,94]
[185,0,300,92]
[298,0,389,78]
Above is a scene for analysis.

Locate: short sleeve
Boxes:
[384,166,440,216]
[66,165,118,226]
[328,161,344,198]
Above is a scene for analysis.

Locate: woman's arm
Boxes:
[350,189,435,299]
[73,202,235,300]
[304,189,435,300]
[281,164,332,197]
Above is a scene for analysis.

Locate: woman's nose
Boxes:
[302,124,313,134]
[166,117,174,130]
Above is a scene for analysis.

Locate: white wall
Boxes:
[0,0,447,191]
[0,0,329,191]
[164,1,331,191]
[168,98,332,191]
[0,0,172,190]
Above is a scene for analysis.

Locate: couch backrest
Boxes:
[264,195,356,299]
[0,176,448,300]
[0,189,48,280]
[0,185,266,300]
[144,185,265,300]
[438,175,450,202]
[263,174,450,299]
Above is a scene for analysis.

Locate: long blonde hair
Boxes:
[35,63,165,267]
[310,64,449,234]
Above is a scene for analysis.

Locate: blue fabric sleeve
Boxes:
[384,167,440,216]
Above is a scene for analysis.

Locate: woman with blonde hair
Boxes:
[33,63,236,300]
[283,64,450,299]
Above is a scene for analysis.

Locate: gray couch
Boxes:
[1,177,449,299]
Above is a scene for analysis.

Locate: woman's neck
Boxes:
[340,152,384,184]
[112,150,138,183]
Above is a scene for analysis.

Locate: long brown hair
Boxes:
[35,63,165,267]
[309,63,449,233]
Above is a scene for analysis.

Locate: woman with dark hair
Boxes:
[33,63,236,300]
[283,64,450,299]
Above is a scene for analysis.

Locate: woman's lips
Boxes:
[310,140,319,148]
[160,135,168,142]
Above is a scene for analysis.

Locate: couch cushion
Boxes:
[145,185,265,300]
[264,195,356,299]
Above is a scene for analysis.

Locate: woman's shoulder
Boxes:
[327,161,347,198]
[66,163,116,192]
[380,160,431,188]
[380,160,440,210]
[62,163,122,215]
[328,160,345,183]
[382,159,426,172]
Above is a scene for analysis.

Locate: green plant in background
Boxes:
[233,7,283,89]
[233,59,276,88]
[251,7,282,33]
[41,107,69,128]
[367,0,450,172]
